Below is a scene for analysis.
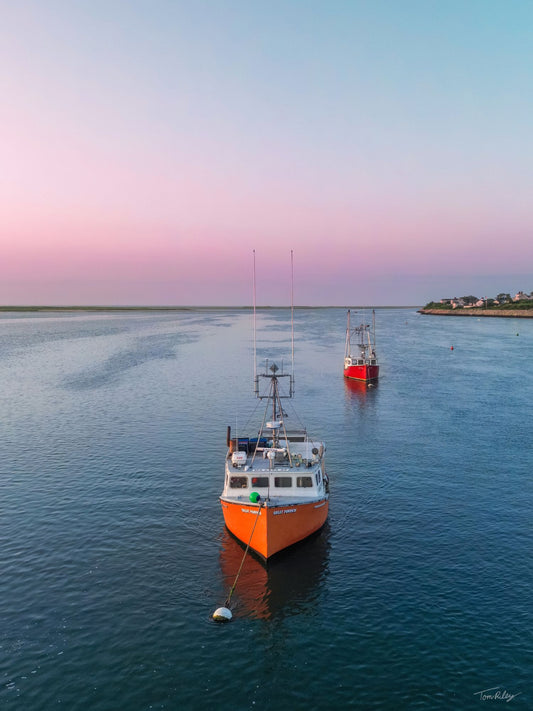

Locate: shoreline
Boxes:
[0,305,418,313]
[419,308,533,318]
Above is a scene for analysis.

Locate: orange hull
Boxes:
[220,498,329,559]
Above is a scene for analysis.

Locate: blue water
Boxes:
[1,308,531,710]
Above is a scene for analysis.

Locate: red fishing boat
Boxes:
[343,309,379,382]
[219,253,329,560]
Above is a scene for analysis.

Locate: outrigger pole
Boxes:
[290,249,295,397]
[253,249,258,395]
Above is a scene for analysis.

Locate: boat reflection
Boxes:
[344,377,379,397]
[219,523,331,620]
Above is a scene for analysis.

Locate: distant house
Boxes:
[450,298,465,309]
[440,298,453,305]
[513,291,529,302]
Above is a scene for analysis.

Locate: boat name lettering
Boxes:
[273,508,297,515]
[240,508,261,514]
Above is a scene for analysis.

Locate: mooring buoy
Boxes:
[212,606,232,622]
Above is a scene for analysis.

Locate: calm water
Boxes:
[1,308,531,710]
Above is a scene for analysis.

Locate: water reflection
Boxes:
[219,524,331,620]
[344,378,379,399]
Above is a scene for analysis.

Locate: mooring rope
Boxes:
[224,503,263,608]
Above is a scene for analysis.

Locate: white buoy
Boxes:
[212,606,232,622]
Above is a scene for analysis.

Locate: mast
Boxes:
[372,309,376,356]
[253,249,258,395]
[254,251,294,405]
[345,309,351,358]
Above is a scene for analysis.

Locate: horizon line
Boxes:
[0,304,421,312]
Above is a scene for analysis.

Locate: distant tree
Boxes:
[497,293,511,303]
[423,301,448,309]
[462,295,478,305]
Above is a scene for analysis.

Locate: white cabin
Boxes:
[222,431,327,505]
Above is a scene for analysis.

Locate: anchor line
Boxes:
[224,503,263,608]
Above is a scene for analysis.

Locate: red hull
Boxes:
[343,364,379,381]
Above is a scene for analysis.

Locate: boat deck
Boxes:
[222,431,327,505]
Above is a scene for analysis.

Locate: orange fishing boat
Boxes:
[219,253,329,560]
[220,362,329,559]
[343,309,379,382]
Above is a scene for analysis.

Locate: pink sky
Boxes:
[1,3,532,306]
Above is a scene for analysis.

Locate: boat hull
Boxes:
[220,497,329,559]
[343,363,379,381]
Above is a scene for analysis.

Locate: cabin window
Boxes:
[297,476,313,488]
[251,477,269,487]
[274,477,292,488]
[229,476,248,489]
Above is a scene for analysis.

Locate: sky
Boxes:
[1,0,532,306]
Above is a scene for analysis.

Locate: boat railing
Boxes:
[228,454,318,471]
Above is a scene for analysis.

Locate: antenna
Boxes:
[290,249,295,396]
[253,249,257,392]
